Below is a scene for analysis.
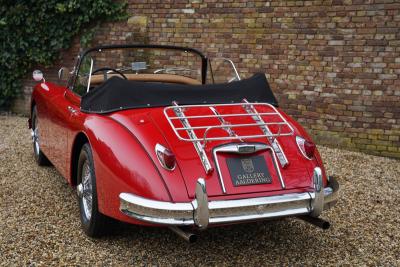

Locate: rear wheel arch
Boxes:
[71,132,90,186]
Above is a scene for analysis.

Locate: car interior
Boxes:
[71,46,243,96]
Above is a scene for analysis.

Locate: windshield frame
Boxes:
[70,44,208,94]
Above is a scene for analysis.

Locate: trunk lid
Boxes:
[110,103,313,199]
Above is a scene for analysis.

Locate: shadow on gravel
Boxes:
[97,218,329,265]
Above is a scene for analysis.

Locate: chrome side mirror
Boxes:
[58,67,70,81]
[33,70,44,82]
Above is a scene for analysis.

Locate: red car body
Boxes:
[29,45,338,238]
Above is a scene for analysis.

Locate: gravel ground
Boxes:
[0,114,399,266]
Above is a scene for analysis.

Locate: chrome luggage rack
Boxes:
[164,101,295,175]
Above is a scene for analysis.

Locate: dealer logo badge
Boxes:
[241,158,254,173]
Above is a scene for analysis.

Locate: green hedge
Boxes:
[0,0,127,109]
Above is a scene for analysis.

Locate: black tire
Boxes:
[31,106,50,166]
[77,143,113,237]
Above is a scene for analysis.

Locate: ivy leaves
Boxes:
[0,0,127,109]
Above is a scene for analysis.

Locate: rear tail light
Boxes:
[296,136,316,159]
[155,144,176,170]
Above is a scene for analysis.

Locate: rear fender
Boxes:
[279,109,328,185]
[82,116,173,222]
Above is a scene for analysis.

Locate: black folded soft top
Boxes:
[80,73,278,114]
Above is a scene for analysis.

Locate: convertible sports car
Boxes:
[29,44,339,241]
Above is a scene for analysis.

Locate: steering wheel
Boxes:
[91,67,127,80]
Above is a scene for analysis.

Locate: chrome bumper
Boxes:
[119,167,339,229]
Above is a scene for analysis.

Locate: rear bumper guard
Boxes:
[119,167,339,229]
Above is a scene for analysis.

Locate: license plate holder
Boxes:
[226,155,272,186]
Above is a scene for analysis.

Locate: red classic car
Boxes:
[29,44,339,242]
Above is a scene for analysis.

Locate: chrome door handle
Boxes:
[68,106,78,115]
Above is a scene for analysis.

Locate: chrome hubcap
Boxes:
[32,117,40,155]
[79,161,93,220]
[77,183,83,198]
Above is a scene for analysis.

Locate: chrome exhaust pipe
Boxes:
[169,226,198,243]
[297,216,330,230]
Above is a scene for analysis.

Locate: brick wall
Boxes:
[15,0,400,158]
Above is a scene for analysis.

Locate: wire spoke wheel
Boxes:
[77,143,114,237]
[81,160,93,221]
[31,106,50,166]
[32,112,40,156]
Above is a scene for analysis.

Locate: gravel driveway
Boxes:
[0,115,399,266]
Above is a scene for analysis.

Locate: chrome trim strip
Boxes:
[209,192,311,209]
[214,143,269,154]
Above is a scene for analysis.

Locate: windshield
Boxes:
[73,45,207,96]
